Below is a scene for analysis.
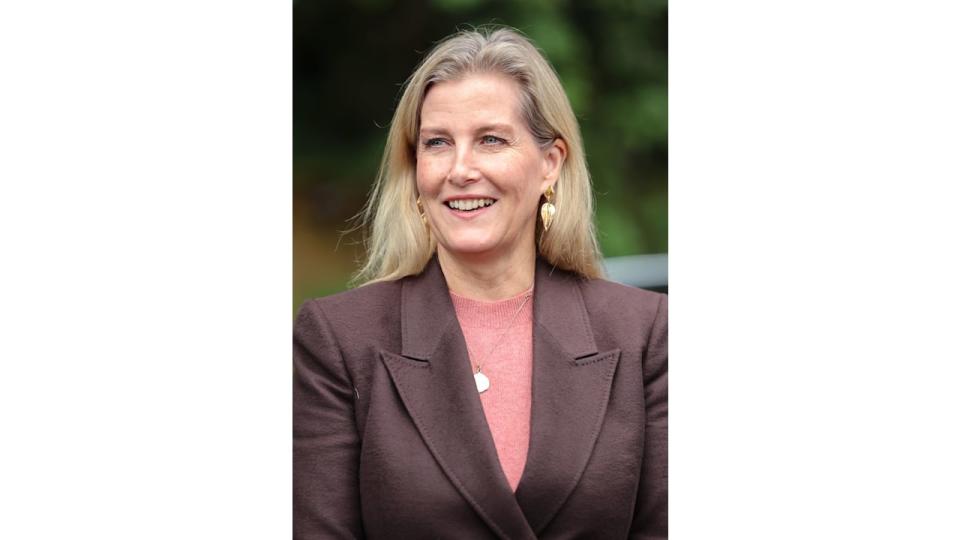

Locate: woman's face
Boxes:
[416,73,565,264]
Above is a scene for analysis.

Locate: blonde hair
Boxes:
[352,26,604,284]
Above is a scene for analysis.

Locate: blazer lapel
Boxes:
[514,259,621,535]
[380,258,536,540]
[380,257,619,538]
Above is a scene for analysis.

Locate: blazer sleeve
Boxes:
[630,293,668,539]
[293,299,364,539]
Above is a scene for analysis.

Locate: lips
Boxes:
[444,197,497,212]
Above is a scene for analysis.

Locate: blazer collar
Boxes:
[384,255,620,538]
[400,256,598,359]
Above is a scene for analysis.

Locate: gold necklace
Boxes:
[468,291,533,394]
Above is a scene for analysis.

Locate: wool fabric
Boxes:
[449,285,534,492]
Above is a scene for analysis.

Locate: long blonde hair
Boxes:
[352,26,603,284]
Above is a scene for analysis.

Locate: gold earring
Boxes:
[416,197,428,227]
[540,185,556,232]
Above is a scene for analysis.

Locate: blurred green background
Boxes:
[294,0,667,311]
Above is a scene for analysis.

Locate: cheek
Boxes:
[416,159,447,192]
[499,158,543,198]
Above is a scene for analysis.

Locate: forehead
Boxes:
[419,73,523,131]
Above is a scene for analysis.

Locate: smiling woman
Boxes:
[352,27,604,293]
[294,26,667,539]
[416,73,567,286]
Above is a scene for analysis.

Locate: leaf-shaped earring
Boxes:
[540,185,556,232]
[416,196,428,227]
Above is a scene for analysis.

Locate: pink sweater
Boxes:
[449,286,534,492]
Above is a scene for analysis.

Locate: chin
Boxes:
[442,243,499,257]
[438,235,502,257]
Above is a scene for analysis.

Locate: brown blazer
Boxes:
[294,256,667,539]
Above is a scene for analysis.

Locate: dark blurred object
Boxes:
[603,254,668,293]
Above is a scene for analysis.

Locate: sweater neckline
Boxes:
[448,285,534,329]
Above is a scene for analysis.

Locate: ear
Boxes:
[540,137,567,192]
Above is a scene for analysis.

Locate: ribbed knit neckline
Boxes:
[449,285,535,329]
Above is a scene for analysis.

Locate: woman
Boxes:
[294,27,666,539]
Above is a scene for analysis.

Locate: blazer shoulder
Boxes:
[578,278,666,351]
[302,279,400,313]
[296,279,402,346]
[579,277,665,315]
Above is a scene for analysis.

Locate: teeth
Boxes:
[447,198,495,211]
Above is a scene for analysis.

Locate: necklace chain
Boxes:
[468,290,533,376]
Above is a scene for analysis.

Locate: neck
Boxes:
[437,246,536,302]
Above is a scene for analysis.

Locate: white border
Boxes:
[1,2,291,538]
[672,1,960,537]
[3,0,960,537]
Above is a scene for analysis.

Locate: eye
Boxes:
[423,138,447,148]
[480,135,506,145]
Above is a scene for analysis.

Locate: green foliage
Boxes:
[293,0,666,303]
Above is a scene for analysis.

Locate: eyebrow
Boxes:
[419,123,517,137]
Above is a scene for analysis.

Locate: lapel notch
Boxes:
[382,257,536,540]
[514,259,622,534]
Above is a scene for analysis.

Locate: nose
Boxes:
[446,144,480,186]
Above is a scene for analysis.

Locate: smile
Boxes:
[444,198,497,212]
